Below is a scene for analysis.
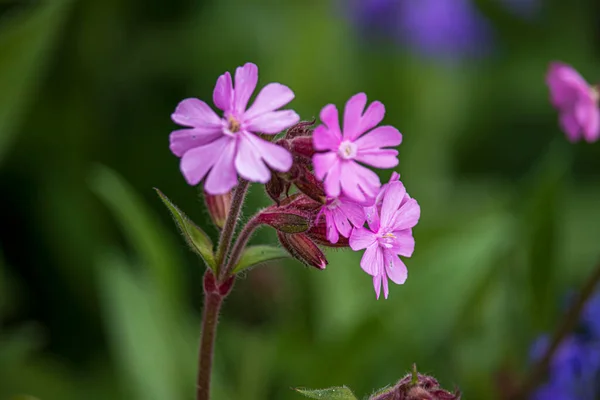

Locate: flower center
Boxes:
[326,197,340,210]
[227,116,241,133]
[338,141,357,160]
[378,232,396,249]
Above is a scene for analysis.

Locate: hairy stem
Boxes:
[216,180,250,279]
[221,214,262,278]
[512,260,600,399]
[196,287,223,400]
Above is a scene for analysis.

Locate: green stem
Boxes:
[216,180,250,279]
[222,214,262,278]
[196,288,223,400]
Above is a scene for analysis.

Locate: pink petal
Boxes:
[354,125,402,150]
[244,83,295,120]
[338,198,366,227]
[373,274,382,299]
[332,207,352,238]
[313,152,338,180]
[234,135,270,182]
[245,133,293,172]
[235,132,293,183]
[585,109,600,142]
[204,140,239,194]
[546,62,588,110]
[323,160,342,198]
[169,128,223,157]
[313,125,341,151]
[246,110,300,134]
[233,63,258,114]
[340,161,380,203]
[319,104,342,137]
[213,71,233,112]
[391,198,421,231]
[575,99,600,143]
[384,250,408,285]
[343,93,386,142]
[325,211,340,244]
[172,98,222,128]
[380,181,407,229]
[382,274,389,299]
[180,136,231,186]
[360,243,383,276]
[390,230,415,257]
[349,227,377,250]
[364,204,380,232]
[559,111,582,142]
[355,149,399,169]
[343,93,367,141]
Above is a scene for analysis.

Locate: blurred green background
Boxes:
[1,0,600,399]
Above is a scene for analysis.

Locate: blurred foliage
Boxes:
[1,0,600,399]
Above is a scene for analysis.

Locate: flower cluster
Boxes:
[530,291,600,399]
[169,63,420,299]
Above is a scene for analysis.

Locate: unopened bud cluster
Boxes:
[370,365,460,400]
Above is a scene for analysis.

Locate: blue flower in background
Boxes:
[530,291,600,400]
[348,0,539,60]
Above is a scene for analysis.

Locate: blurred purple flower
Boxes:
[349,0,494,60]
[348,0,542,60]
[530,291,600,399]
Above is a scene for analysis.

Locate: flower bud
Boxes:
[277,232,327,270]
[369,365,460,400]
[306,223,349,248]
[284,119,316,139]
[258,210,311,234]
[290,164,326,203]
[279,193,322,213]
[289,136,315,159]
[265,173,287,205]
[204,191,232,229]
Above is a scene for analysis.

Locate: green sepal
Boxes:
[154,188,215,270]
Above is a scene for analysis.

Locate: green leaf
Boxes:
[232,245,289,274]
[154,188,215,270]
[294,386,357,399]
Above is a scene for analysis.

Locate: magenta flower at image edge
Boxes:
[546,61,600,143]
[312,92,403,203]
[349,180,420,299]
[169,63,300,195]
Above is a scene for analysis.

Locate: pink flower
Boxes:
[170,63,300,194]
[546,62,600,143]
[349,180,420,299]
[312,93,403,203]
[318,195,366,244]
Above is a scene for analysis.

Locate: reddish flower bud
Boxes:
[306,223,349,248]
[258,210,311,234]
[204,191,232,229]
[284,119,316,139]
[369,365,461,400]
[279,193,322,213]
[265,173,287,205]
[290,164,326,203]
[277,232,327,270]
[289,136,315,159]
